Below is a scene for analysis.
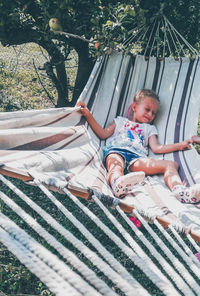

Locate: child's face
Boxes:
[131,96,159,124]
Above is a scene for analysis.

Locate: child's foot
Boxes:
[172,184,200,204]
[112,171,145,198]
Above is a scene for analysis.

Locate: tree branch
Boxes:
[52,30,94,44]
[32,59,55,106]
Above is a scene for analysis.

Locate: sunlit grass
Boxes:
[0,42,78,111]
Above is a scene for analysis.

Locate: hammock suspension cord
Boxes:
[122,14,199,58]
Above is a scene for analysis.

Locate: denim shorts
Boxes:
[103,148,143,172]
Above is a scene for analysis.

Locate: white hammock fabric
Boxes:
[0,52,200,295]
[78,52,200,232]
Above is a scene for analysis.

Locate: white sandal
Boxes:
[112,171,145,198]
[173,184,200,204]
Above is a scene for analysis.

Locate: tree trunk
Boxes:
[71,42,95,106]
[55,61,69,107]
[40,39,70,108]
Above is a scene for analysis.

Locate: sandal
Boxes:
[112,171,145,198]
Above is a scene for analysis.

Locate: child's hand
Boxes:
[178,139,192,151]
[191,135,200,145]
[76,101,91,119]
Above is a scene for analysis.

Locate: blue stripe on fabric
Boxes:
[173,59,195,185]
[181,57,200,185]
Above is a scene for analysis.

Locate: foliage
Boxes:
[162,0,200,50]
[89,2,145,56]
[0,0,141,107]
[0,0,199,107]
[139,0,200,51]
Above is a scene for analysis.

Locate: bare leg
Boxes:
[106,153,145,197]
[130,157,200,204]
[105,153,124,186]
[130,157,182,190]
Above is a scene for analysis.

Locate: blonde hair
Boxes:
[134,89,159,104]
[126,89,159,119]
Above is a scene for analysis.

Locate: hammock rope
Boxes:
[0,191,115,295]
[37,183,145,295]
[0,213,96,296]
[143,18,158,57]
[75,191,178,295]
[92,193,199,295]
[168,224,200,268]
[163,16,199,56]
[0,221,81,296]
[37,177,200,295]
[0,170,198,295]
[165,19,182,57]
[0,172,200,295]
[0,174,150,296]
[131,210,200,295]
[123,14,199,58]
[186,232,200,254]
[61,186,175,295]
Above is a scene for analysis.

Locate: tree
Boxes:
[140,0,200,51]
[0,0,136,107]
[0,0,199,108]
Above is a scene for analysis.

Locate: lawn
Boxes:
[0,42,78,111]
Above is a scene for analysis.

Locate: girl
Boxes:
[77,89,200,203]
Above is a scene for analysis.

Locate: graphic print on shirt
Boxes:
[124,121,145,146]
[105,118,149,157]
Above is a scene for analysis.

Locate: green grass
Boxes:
[0,42,78,111]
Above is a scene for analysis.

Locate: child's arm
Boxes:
[76,101,115,140]
[148,134,191,154]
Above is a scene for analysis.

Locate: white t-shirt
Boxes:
[104,116,158,157]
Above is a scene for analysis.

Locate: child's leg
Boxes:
[130,157,181,190]
[130,158,200,203]
[105,153,124,186]
[106,153,145,197]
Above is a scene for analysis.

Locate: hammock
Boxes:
[0,51,200,295]
[0,15,200,296]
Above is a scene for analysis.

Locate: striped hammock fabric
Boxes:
[0,52,200,234]
[78,52,200,234]
[0,106,112,196]
[0,52,200,295]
